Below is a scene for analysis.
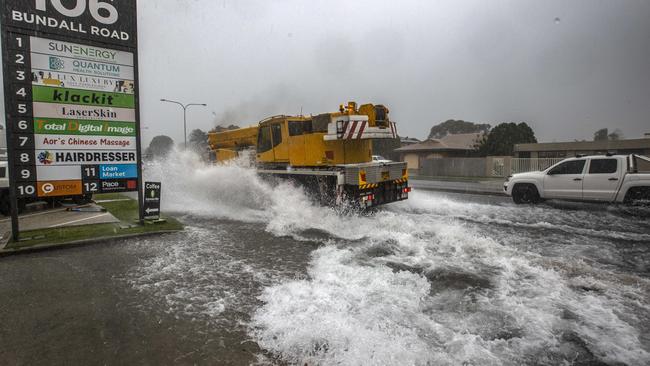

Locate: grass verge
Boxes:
[5,193,183,251]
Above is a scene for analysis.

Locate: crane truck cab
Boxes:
[208,102,410,208]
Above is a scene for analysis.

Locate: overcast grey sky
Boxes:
[3,0,650,145]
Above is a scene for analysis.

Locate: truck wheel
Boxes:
[624,187,650,205]
[512,184,540,204]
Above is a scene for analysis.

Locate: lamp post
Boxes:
[160,99,207,149]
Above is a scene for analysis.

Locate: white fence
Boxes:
[511,158,564,174]
[416,157,566,178]
[491,157,507,177]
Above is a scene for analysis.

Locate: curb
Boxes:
[410,185,507,197]
[0,229,183,257]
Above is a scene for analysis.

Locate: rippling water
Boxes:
[128,152,650,365]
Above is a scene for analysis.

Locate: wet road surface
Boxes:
[1,156,649,366]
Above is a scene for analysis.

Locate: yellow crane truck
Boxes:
[208,102,410,208]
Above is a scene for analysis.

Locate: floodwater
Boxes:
[1,152,649,365]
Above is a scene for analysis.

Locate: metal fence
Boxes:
[490,157,507,177]
[511,158,563,174]
[416,157,566,178]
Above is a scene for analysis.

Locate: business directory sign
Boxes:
[2,0,142,236]
[2,1,140,201]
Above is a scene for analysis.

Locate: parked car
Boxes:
[504,154,650,205]
[372,155,392,163]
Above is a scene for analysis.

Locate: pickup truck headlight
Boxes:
[505,175,512,183]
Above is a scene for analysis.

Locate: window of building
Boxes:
[539,151,567,159]
[589,159,618,174]
[617,149,645,155]
[549,160,586,175]
[257,126,272,153]
[271,124,282,147]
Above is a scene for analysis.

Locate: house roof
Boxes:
[400,136,421,143]
[515,138,650,152]
[395,133,483,153]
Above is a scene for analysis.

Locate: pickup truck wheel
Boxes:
[512,184,540,204]
[624,187,650,205]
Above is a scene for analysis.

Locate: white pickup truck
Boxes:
[504,154,650,205]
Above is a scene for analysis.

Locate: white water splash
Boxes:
[133,151,649,365]
[250,208,650,365]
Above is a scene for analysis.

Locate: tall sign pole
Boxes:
[1,1,143,241]
[1,29,21,241]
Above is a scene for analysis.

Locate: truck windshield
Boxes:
[271,124,282,147]
[257,126,272,153]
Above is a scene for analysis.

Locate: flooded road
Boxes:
[1,155,649,365]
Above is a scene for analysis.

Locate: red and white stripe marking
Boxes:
[342,120,368,139]
[389,122,397,138]
[337,120,398,140]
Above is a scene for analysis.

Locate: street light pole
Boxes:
[160,99,207,149]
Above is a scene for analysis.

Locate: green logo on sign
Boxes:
[32,86,135,108]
